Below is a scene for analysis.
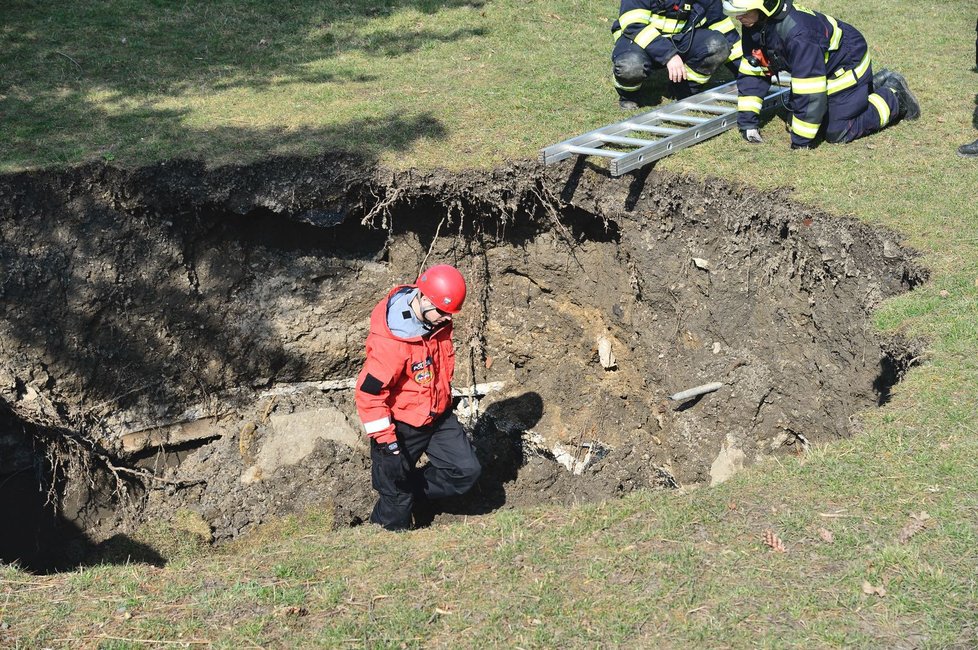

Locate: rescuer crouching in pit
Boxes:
[612,0,744,109]
[724,0,921,148]
[355,264,481,531]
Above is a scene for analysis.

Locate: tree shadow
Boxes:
[413,392,544,525]
[0,0,480,168]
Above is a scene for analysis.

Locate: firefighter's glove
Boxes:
[371,426,400,454]
[371,434,401,455]
[741,129,763,144]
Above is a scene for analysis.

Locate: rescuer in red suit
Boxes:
[355,264,481,531]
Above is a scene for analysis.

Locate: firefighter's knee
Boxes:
[699,32,731,73]
[614,50,651,86]
[825,126,850,144]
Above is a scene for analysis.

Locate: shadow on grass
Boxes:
[0,0,480,167]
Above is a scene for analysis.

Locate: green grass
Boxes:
[2,0,978,647]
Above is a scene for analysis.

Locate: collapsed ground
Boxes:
[0,154,925,571]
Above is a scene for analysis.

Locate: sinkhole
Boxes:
[0,155,926,572]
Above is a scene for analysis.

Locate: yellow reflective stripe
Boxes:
[708,17,737,33]
[791,116,820,138]
[649,14,685,34]
[739,58,767,76]
[619,9,652,29]
[686,66,710,84]
[791,75,827,94]
[613,29,622,40]
[868,92,891,126]
[634,24,662,48]
[825,15,842,51]
[614,78,643,91]
[738,96,763,113]
[853,52,871,79]
[728,41,743,61]
[826,52,871,95]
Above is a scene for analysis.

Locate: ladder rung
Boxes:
[564,145,623,159]
[710,93,738,102]
[683,102,735,115]
[662,114,710,125]
[622,123,683,136]
[599,134,656,146]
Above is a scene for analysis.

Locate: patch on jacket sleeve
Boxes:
[360,373,384,395]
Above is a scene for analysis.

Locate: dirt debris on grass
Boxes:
[0,154,926,569]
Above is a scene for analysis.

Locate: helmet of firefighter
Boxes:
[416,264,466,314]
[722,0,782,17]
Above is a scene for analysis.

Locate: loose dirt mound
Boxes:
[0,155,925,568]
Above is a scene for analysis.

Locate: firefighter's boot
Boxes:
[881,71,921,121]
[959,138,978,158]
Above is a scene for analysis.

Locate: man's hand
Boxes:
[666,55,687,83]
[741,128,763,143]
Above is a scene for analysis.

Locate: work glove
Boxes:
[377,441,400,456]
[371,426,400,454]
[741,129,763,143]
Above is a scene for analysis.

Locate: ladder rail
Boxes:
[540,75,792,174]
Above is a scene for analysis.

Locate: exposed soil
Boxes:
[0,154,926,570]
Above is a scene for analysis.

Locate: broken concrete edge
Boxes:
[115,380,507,453]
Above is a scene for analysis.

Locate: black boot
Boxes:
[881,70,921,121]
[959,138,978,158]
[871,68,891,91]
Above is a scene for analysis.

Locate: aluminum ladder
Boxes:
[540,75,791,176]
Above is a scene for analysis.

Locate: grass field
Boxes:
[2,0,978,647]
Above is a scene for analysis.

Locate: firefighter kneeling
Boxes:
[724,0,921,148]
[355,264,481,531]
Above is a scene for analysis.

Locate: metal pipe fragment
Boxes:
[669,381,723,402]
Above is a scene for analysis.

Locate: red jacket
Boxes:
[355,285,456,444]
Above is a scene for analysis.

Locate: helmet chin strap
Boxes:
[420,305,443,331]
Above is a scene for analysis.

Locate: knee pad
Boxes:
[613,50,651,86]
[699,32,731,74]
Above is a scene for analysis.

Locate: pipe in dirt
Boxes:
[669,381,724,402]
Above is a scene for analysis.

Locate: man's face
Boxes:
[736,9,761,27]
[419,295,452,327]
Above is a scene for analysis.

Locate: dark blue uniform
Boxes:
[735,1,899,147]
[612,0,743,101]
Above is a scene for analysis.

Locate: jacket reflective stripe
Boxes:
[738,95,763,113]
[825,52,871,95]
[618,8,652,30]
[364,416,392,434]
[634,24,663,48]
[868,92,891,126]
[792,75,827,94]
[648,14,686,34]
[709,17,737,34]
[825,14,842,52]
[728,40,743,61]
[791,115,820,138]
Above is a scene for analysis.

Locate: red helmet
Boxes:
[416,264,466,314]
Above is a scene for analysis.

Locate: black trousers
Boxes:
[369,412,481,531]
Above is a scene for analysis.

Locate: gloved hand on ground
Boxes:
[742,128,763,143]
